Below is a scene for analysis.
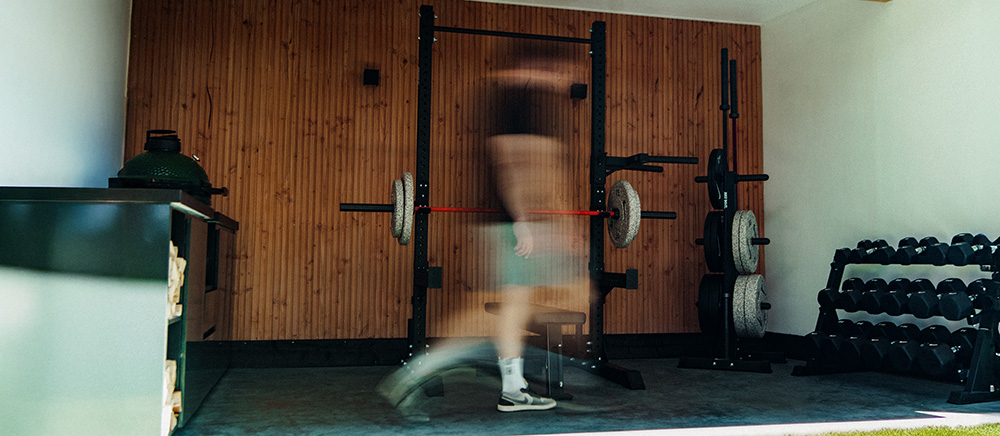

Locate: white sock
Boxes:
[498,357,527,395]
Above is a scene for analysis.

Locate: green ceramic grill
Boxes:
[110,130,227,205]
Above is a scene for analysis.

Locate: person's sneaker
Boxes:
[497,388,557,412]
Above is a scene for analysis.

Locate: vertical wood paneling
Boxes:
[125,0,764,340]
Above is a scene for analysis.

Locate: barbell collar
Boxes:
[752,237,770,245]
[694,176,708,183]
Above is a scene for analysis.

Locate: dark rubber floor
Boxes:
[175,358,1000,435]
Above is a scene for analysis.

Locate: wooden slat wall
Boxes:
[125,0,764,340]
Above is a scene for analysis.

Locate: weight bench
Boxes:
[484,302,586,400]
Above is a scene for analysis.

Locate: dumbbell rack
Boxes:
[678,48,774,373]
[793,238,1000,405]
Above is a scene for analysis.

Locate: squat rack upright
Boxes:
[410,5,698,390]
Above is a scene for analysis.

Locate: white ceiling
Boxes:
[470,0,824,25]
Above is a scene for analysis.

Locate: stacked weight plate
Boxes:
[696,149,769,339]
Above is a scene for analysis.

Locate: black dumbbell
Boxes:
[948,233,998,266]
[836,319,878,338]
[875,321,921,341]
[858,278,888,314]
[939,278,998,321]
[860,322,919,368]
[840,336,871,368]
[886,326,950,374]
[807,331,845,363]
[887,340,923,373]
[816,320,876,365]
[860,337,892,369]
[860,278,906,314]
[882,278,933,316]
[917,327,978,377]
[919,324,953,344]
[818,277,866,311]
[848,239,895,264]
[909,278,966,318]
[894,236,948,265]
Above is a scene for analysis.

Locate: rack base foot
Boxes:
[949,389,1000,405]
[575,359,645,390]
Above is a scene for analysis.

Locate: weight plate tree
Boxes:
[682,48,773,374]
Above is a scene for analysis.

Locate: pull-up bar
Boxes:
[433,25,593,44]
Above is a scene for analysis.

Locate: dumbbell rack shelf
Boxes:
[792,241,1000,405]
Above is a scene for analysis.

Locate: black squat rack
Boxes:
[404,5,699,390]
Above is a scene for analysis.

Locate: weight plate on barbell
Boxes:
[697,274,724,335]
[732,209,759,274]
[399,172,415,246]
[607,179,641,248]
[390,178,404,239]
[733,274,767,339]
[706,149,726,210]
[703,211,724,272]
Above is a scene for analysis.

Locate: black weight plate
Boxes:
[703,211,724,272]
[697,274,724,335]
[706,149,726,209]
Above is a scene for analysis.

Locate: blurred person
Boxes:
[379,39,585,415]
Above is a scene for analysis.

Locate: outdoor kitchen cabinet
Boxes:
[0,188,237,436]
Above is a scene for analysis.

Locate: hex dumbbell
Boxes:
[938,278,998,321]
[877,321,921,341]
[860,322,920,369]
[818,277,866,311]
[893,236,948,265]
[847,239,895,264]
[948,233,998,266]
[887,325,951,373]
[860,278,909,315]
[837,320,880,367]
[887,340,923,373]
[917,327,978,377]
[807,320,876,363]
[882,278,934,316]
[908,278,966,318]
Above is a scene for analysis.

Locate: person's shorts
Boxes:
[492,222,577,287]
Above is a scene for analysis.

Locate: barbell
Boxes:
[340,172,679,248]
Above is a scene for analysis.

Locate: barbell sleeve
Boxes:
[340,203,393,212]
[752,237,770,245]
[640,211,677,219]
[646,156,699,165]
[736,174,769,182]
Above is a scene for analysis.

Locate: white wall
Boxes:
[0,0,132,188]
[761,0,1000,335]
